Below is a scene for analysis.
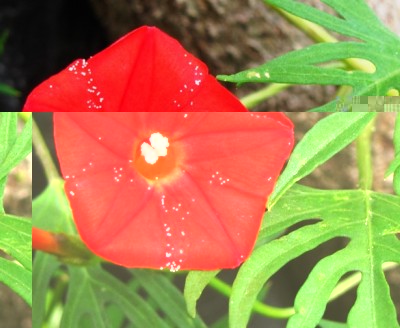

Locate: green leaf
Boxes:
[0,213,32,305]
[33,182,207,328]
[60,266,208,328]
[385,113,400,175]
[0,112,17,160]
[61,266,168,328]
[0,113,32,189]
[184,270,220,317]
[394,113,400,151]
[229,185,400,328]
[385,156,400,178]
[218,0,400,111]
[32,179,75,233]
[132,270,207,328]
[0,176,6,214]
[0,84,21,97]
[319,319,349,328]
[0,214,31,269]
[269,112,376,208]
[210,315,229,328]
[32,252,61,328]
[0,257,31,305]
[0,112,32,305]
[386,113,400,195]
[394,169,400,196]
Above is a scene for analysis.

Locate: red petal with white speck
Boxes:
[23,26,246,113]
[54,112,294,271]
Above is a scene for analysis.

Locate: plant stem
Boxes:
[393,114,400,195]
[272,6,337,44]
[32,115,60,183]
[328,262,399,302]
[209,277,295,319]
[209,262,399,319]
[241,83,290,109]
[356,116,376,190]
[44,271,68,324]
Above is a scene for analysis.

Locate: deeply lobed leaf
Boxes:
[218,0,400,111]
[229,185,400,328]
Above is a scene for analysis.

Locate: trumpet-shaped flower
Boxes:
[23,26,246,112]
[54,112,294,271]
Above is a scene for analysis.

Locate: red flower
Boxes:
[23,26,246,112]
[54,112,294,271]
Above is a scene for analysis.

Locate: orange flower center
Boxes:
[133,132,181,183]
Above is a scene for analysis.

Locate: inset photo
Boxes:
[32,112,399,328]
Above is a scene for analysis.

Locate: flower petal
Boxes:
[24,26,246,112]
[54,113,293,271]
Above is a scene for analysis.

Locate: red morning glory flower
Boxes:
[23,26,246,112]
[54,112,294,271]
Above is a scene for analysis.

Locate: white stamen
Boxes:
[141,143,158,164]
[150,132,169,156]
[141,132,169,164]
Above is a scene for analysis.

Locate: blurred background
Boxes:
[1,0,400,112]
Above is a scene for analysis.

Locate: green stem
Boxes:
[208,262,399,320]
[271,6,337,43]
[393,113,400,195]
[356,116,376,190]
[241,83,290,109]
[44,271,68,323]
[32,115,60,183]
[209,278,295,319]
[328,262,399,301]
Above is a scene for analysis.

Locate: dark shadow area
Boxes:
[0,0,107,111]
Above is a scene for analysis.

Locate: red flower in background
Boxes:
[23,26,246,112]
[54,112,294,271]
